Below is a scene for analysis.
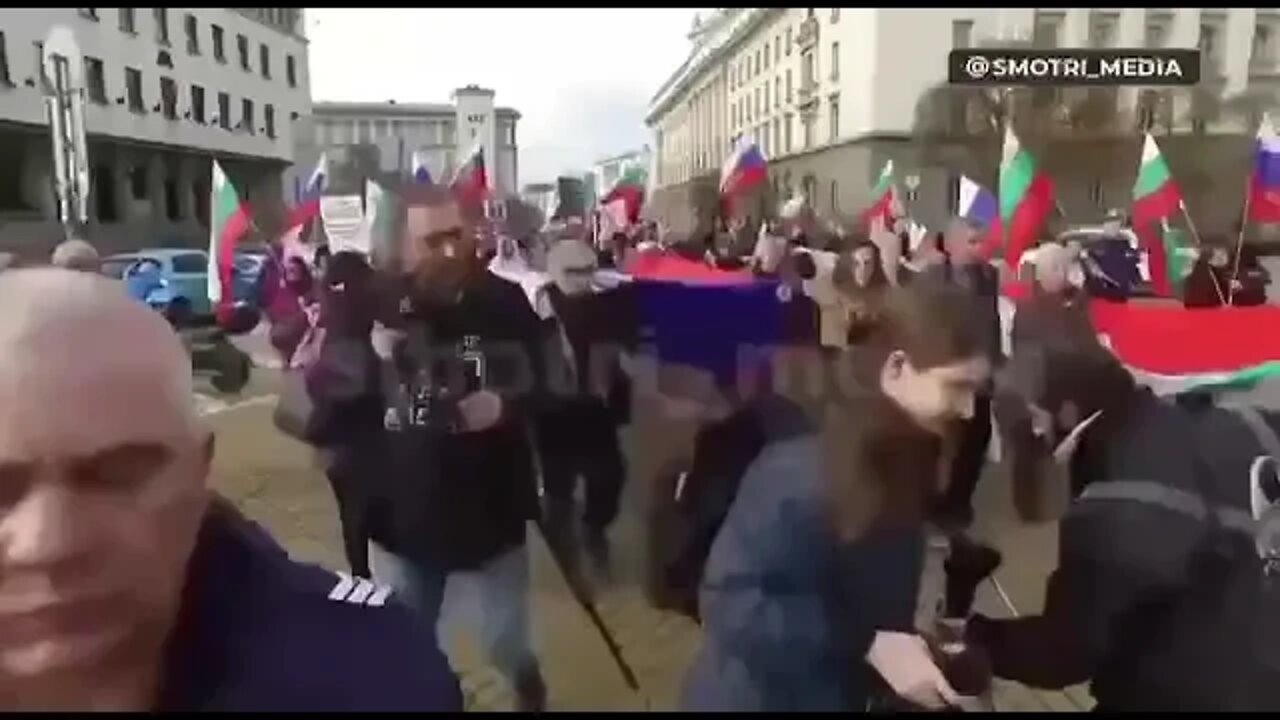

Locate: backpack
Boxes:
[1106,404,1280,710]
[646,395,810,621]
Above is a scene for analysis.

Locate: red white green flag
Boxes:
[207,160,252,312]
[1130,134,1187,297]
[997,127,1054,269]
[859,159,897,227]
[602,163,647,225]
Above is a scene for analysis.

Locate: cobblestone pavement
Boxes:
[204,368,1107,711]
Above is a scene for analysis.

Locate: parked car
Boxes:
[102,248,263,326]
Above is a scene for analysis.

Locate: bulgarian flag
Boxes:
[603,163,647,225]
[860,159,897,228]
[450,139,489,208]
[207,160,252,316]
[1089,300,1280,395]
[1130,134,1186,297]
[997,127,1054,269]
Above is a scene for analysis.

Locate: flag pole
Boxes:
[1228,176,1253,305]
[1179,199,1225,306]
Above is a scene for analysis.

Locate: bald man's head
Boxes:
[0,269,210,700]
[50,240,100,273]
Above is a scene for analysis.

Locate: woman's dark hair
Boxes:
[867,278,988,371]
[835,240,888,291]
[816,279,990,540]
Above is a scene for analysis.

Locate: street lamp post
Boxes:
[42,26,91,244]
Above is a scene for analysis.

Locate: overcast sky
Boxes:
[306,8,703,185]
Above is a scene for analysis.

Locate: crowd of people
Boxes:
[2,183,1280,711]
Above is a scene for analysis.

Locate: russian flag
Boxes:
[285,152,328,229]
[1248,115,1280,224]
[719,137,767,199]
[450,140,489,207]
[958,174,1004,260]
[411,150,433,185]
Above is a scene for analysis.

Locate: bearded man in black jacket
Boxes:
[364,184,548,711]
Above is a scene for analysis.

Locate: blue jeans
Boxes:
[368,541,539,687]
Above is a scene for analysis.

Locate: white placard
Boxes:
[320,194,369,255]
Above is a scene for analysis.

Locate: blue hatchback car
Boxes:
[102,249,264,325]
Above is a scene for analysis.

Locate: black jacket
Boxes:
[375,271,546,571]
[538,283,637,448]
[919,261,1003,367]
[967,392,1278,709]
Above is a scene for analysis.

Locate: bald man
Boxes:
[0,269,460,711]
[50,239,100,273]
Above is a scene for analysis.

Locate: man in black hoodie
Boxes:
[367,185,547,711]
[965,341,1280,710]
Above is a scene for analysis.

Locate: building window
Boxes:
[259,44,270,79]
[786,69,793,103]
[1088,178,1104,208]
[731,104,737,127]
[784,112,793,153]
[160,76,177,119]
[830,180,839,211]
[241,98,254,134]
[831,8,840,23]
[1032,11,1063,49]
[729,68,735,91]
[190,84,205,124]
[1200,22,1223,74]
[264,104,275,138]
[763,83,770,111]
[193,179,209,226]
[164,177,180,221]
[217,91,230,129]
[184,14,199,55]
[125,67,144,113]
[237,34,249,71]
[1144,13,1171,49]
[0,32,10,86]
[952,19,974,49]
[118,8,136,34]
[786,27,793,56]
[755,87,761,115]
[1254,22,1277,68]
[1089,12,1119,49]
[803,114,814,148]
[754,50,761,75]
[79,8,99,21]
[212,24,225,63]
[775,35,781,63]
[129,165,148,201]
[92,165,117,221]
[830,41,840,80]
[763,42,770,70]
[829,93,839,142]
[153,8,169,46]
[84,56,107,104]
[33,41,45,84]
[286,54,297,87]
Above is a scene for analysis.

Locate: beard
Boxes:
[409,261,469,307]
